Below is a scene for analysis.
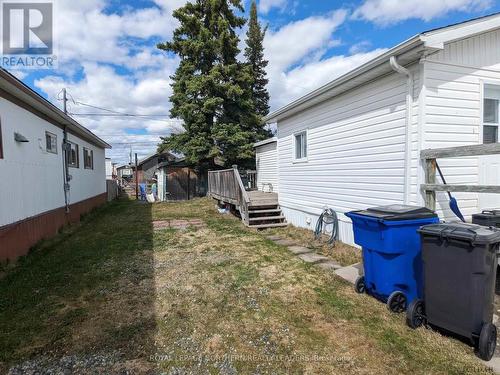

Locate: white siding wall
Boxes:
[423,29,500,220]
[256,142,278,193]
[0,98,106,227]
[276,68,421,245]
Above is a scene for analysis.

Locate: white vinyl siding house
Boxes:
[263,14,500,246]
[255,138,278,193]
[0,68,110,260]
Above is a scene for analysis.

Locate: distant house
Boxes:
[135,151,177,183]
[117,164,133,180]
[0,68,111,260]
[258,14,500,246]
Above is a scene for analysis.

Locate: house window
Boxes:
[294,131,307,160]
[83,147,93,170]
[483,84,500,144]
[67,142,79,168]
[45,131,57,154]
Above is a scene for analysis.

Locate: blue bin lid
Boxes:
[349,205,437,221]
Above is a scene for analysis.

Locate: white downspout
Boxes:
[390,56,413,205]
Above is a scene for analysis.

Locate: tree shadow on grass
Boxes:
[0,199,157,373]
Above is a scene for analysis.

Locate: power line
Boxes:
[69,113,181,124]
[71,113,172,117]
[73,100,173,117]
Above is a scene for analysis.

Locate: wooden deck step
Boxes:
[248,208,282,214]
[248,222,288,229]
[248,202,279,209]
[249,215,285,222]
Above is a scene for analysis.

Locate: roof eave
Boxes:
[0,68,111,149]
[253,137,277,148]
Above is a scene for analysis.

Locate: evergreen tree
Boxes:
[157,0,260,169]
[244,1,270,117]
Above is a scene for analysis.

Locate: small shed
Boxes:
[156,159,199,201]
[254,137,278,193]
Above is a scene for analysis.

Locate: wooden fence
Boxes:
[106,179,119,202]
[422,143,500,210]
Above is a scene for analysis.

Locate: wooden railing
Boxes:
[208,166,251,223]
[421,143,500,210]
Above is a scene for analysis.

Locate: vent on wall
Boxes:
[14,132,29,143]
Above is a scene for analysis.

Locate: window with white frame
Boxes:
[483,84,500,144]
[294,131,307,160]
[83,147,93,170]
[45,131,57,154]
[67,142,79,168]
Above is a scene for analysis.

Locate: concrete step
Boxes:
[248,215,285,222]
[248,222,288,229]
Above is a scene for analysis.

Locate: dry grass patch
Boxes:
[0,198,493,374]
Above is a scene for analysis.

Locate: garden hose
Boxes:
[314,208,339,246]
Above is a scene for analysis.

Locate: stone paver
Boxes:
[274,239,296,246]
[334,263,363,284]
[298,253,330,264]
[484,356,500,374]
[287,246,313,255]
[316,261,343,271]
[266,235,282,241]
[153,219,206,231]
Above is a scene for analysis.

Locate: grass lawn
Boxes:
[0,198,493,374]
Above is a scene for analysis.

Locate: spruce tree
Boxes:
[244,1,270,117]
[157,0,259,169]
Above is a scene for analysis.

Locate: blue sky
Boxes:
[11,0,500,163]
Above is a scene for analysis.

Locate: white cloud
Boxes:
[349,40,372,54]
[264,10,347,68]
[10,70,27,80]
[274,49,388,107]
[353,0,492,25]
[258,0,288,14]
[264,10,359,109]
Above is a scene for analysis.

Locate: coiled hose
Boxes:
[314,208,339,246]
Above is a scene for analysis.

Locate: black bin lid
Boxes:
[419,222,500,245]
[352,205,437,221]
[473,209,500,218]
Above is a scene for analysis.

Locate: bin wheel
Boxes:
[354,276,365,294]
[387,291,407,313]
[406,299,425,329]
[478,323,497,361]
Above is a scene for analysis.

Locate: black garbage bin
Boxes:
[407,222,500,361]
[473,210,500,295]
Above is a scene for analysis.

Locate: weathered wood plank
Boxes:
[425,159,436,211]
[421,143,500,159]
[421,184,500,193]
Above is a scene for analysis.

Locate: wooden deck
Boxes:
[208,168,286,228]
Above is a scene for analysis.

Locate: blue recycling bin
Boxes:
[345,205,439,313]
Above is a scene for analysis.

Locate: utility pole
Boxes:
[63,88,67,114]
[62,88,70,213]
[135,153,139,200]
